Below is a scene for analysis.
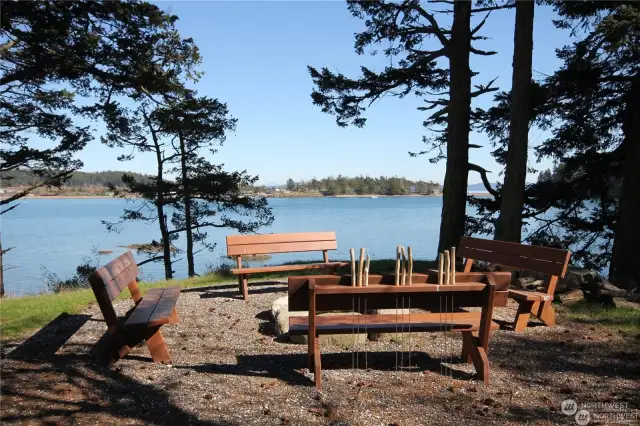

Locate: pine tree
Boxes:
[154,94,274,277]
[475,2,640,287]
[308,0,505,253]
[494,0,534,243]
[0,1,194,212]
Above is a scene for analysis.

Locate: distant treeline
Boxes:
[1,170,153,187]
[252,176,440,196]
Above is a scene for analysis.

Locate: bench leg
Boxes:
[533,301,556,327]
[168,308,180,325]
[95,328,132,364]
[513,300,537,332]
[238,275,248,301]
[461,331,489,384]
[308,331,315,371]
[313,335,322,390]
[460,332,474,364]
[144,327,172,364]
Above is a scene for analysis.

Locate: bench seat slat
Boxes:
[125,286,180,327]
[228,240,337,256]
[148,286,181,327]
[459,236,570,264]
[227,232,337,246]
[289,312,499,335]
[231,262,348,275]
[458,246,565,276]
[508,289,553,302]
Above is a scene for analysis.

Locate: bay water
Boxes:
[3,196,461,296]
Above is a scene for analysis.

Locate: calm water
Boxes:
[3,197,462,296]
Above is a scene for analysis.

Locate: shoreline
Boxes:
[1,192,491,200]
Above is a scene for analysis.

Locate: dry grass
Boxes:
[1,280,639,425]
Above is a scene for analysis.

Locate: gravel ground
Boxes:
[1,280,639,426]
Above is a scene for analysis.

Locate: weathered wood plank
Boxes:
[230,262,348,275]
[227,232,336,250]
[289,312,500,335]
[458,246,567,276]
[227,240,337,256]
[459,236,570,265]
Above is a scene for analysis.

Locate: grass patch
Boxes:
[0,273,230,341]
[0,289,95,341]
[0,258,438,341]
[563,300,640,332]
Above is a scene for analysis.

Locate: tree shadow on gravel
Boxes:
[192,281,287,299]
[1,315,229,425]
[491,333,640,381]
[179,351,477,387]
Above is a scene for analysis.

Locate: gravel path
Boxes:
[1,280,639,425]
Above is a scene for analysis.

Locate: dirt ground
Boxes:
[1,281,639,425]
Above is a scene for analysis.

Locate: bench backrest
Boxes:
[89,251,141,327]
[458,236,571,279]
[288,274,507,313]
[226,232,338,257]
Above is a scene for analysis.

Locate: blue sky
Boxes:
[76,1,574,186]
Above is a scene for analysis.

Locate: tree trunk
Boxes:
[610,76,640,289]
[0,233,4,297]
[495,0,534,243]
[146,112,173,280]
[438,0,472,254]
[179,131,195,277]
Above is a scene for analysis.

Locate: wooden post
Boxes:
[395,246,401,286]
[451,247,456,285]
[438,253,444,286]
[308,279,322,389]
[407,246,413,286]
[364,255,370,287]
[443,250,450,285]
[236,255,248,300]
[350,248,356,287]
[358,248,365,287]
[400,246,407,286]
[322,250,329,263]
[478,278,497,351]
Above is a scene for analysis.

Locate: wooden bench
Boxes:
[227,232,348,300]
[89,251,181,364]
[458,236,571,332]
[287,272,511,389]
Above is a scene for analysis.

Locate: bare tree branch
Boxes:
[468,163,500,198]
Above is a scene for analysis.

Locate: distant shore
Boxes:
[1,192,492,200]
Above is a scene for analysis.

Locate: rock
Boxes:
[559,289,584,303]
[582,272,628,305]
[627,284,640,303]
[367,308,410,341]
[271,296,288,321]
[271,297,367,346]
[516,276,543,290]
[558,267,604,294]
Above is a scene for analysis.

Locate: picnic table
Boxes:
[287,270,511,389]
